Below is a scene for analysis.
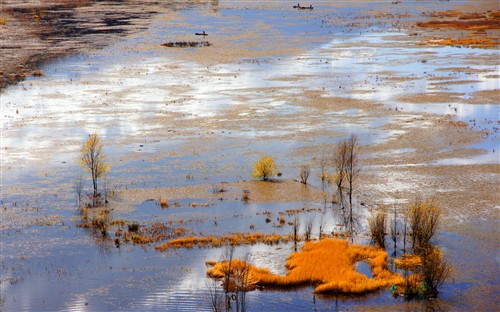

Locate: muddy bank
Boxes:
[2,0,499,90]
[0,0,220,90]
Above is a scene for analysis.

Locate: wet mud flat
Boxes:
[1,0,500,311]
[0,0,217,90]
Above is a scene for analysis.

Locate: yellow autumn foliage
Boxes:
[252,155,278,181]
[80,133,110,198]
[207,239,404,295]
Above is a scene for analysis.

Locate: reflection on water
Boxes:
[2,20,498,168]
[1,1,499,311]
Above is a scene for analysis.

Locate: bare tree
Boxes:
[344,134,359,235]
[74,173,84,208]
[390,206,398,256]
[305,217,313,241]
[222,244,235,311]
[292,215,300,252]
[237,254,251,312]
[402,205,410,254]
[333,140,348,209]
[207,279,223,312]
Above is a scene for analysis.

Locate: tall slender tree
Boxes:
[344,134,359,234]
[80,133,110,205]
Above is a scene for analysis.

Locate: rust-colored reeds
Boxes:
[155,232,291,251]
[207,239,404,295]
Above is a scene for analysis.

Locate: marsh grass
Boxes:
[207,239,403,295]
[155,232,292,251]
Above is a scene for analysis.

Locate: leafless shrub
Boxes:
[305,218,313,241]
[333,140,347,208]
[369,209,387,249]
[409,198,440,253]
[242,190,250,202]
[421,247,453,297]
[206,279,223,312]
[318,215,326,240]
[318,155,330,182]
[299,165,311,184]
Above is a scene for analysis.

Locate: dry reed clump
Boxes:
[394,254,422,271]
[159,197,169,208]
[207,259,269,293]
[155,232,291,251]
[417,11,500,48]
[417,19,500,30]
[394,249,453,298]
[369,210,387,249]
[422,36,500,48]
[206,239,404,295]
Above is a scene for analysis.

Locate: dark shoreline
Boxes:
[0,0,216,91]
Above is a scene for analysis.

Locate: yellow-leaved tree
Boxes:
[252,155,278,181]
[80,133,110,204]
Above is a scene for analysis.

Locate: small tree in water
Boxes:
[80,133,110,206]
[252,155,278,181]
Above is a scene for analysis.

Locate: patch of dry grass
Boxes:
[207,239,404,295]
[155,232,291,251]
[394,254,422,271]
[422,36,500,48]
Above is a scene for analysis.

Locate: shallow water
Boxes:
[1,1,499,311]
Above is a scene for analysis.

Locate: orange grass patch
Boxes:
[417,19,500,30]
[422,36,500,48]
[394,254,422,271]
[155,232,292,251]
[207,239,404,295]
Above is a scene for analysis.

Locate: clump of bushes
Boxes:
[299,165,311,184]
[392,198,453,299]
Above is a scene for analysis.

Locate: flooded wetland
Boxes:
[1,0,499,311]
